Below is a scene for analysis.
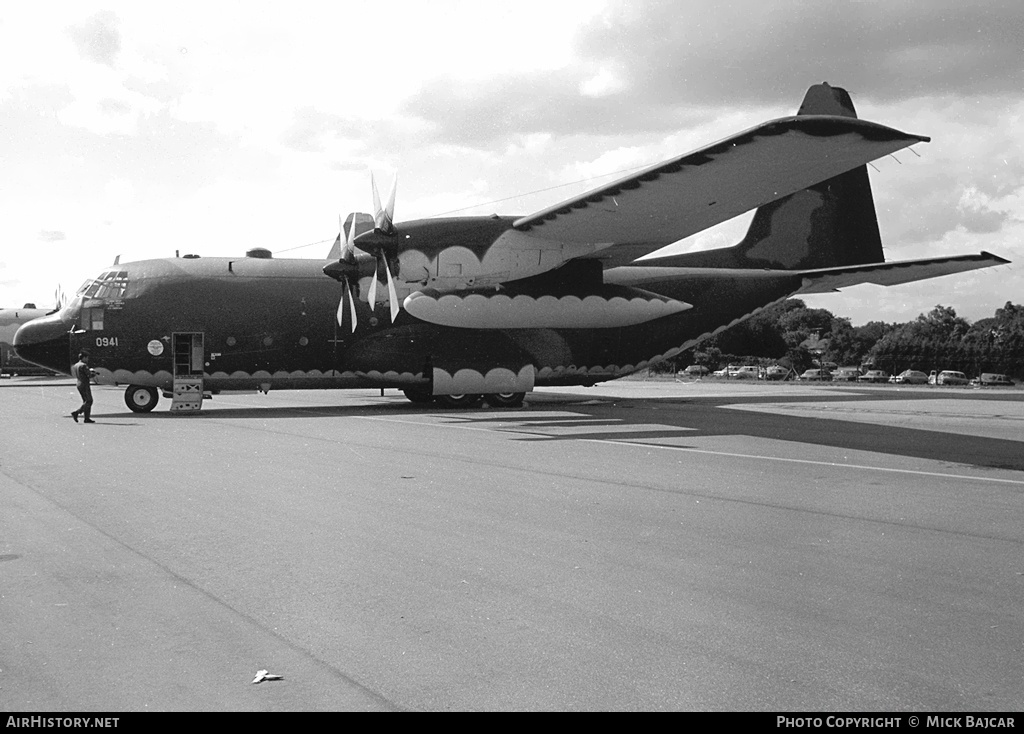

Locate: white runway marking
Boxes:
[588,438,1024,486]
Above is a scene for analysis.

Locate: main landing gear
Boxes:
[402,389,525,409]
[485,392,526,408]
[124,385,159,413]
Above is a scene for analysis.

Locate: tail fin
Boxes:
[326,212,374,258]
[642,82,887,270]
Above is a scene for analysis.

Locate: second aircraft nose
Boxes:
[13,314,71,374]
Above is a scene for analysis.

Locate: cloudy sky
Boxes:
[2,0,1021,324]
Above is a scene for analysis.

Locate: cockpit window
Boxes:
[77,270,129,299]
[81,307,104,331]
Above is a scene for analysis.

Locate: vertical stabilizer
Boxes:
[797,82,858,117]
[327,212,374,259]
[640,83,888,271]
[739,82,885,269]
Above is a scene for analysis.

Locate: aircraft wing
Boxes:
[513,115,929,267]
[793,252,1010,294]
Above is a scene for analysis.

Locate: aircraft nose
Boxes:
[14,314,71,374]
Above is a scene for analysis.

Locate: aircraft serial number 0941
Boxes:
[95,337,119,347]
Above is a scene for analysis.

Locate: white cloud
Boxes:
[957,187,1007,234]
[67,10,121,67]
[57,87,163,136]
[580,67,625,98]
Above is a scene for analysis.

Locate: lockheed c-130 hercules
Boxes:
[14,83,1009,413]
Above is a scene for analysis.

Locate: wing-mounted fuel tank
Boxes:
[403,283,691,329]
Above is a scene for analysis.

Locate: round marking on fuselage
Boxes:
[147,340,164,356]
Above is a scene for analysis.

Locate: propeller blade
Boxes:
[371,173,383,228]
[371,172,397,234]
[384,174,397,230]
[336,282,347,326]
[343,212,357,255]
[367,258,379,312]
[346,279,358,332]
[384,257,399,322]
[335,279,359,332]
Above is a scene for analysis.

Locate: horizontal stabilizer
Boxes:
[795,252,1010,294]
[514,115,928,261]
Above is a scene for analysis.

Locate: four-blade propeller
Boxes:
[325,173,402,333]
[367,172,401,323]
[332,214,360,332]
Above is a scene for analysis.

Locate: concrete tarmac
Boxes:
[1,377,1022,711]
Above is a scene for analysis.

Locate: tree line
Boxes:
[664,300,1024,379]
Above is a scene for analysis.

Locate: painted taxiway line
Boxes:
[586,438,1024,487]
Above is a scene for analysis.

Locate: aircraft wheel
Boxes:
[486,392,525,408]
[124,385,159,413]
[402,388,434,404]
[435,393,482,409]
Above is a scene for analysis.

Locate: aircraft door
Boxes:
[171,332,204,412]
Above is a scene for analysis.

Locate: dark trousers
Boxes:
[75,385,93,420]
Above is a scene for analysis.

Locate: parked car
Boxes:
[798,368,831,382]
[681,365,710,377]
[930,370,969,386]
[972,373,1015,387]
[857,369,890,383]
[831,367,861,382]
[733,365,760,379]
[762,365,789,381]
[893,369,928,384]
[712,367,730,377]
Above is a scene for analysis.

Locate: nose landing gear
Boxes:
[124,384,159,413]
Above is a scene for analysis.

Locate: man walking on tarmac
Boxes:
[71,351,95,424]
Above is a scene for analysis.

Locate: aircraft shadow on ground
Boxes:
[92,389,1024,472]
[471,391,1024,472]
[92,399,477,422]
